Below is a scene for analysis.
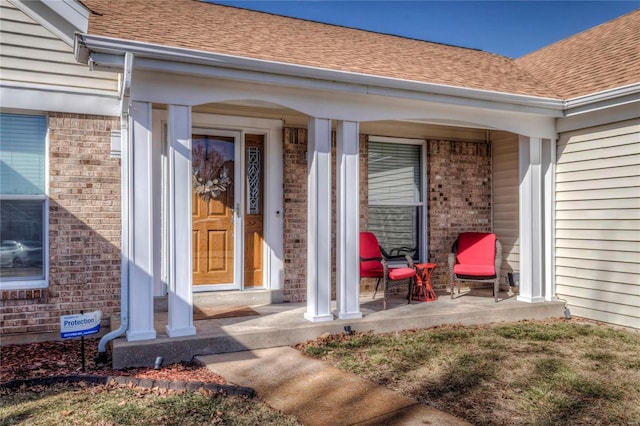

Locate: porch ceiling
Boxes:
[184,102,509,139]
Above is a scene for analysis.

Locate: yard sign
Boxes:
[60,310,102,338]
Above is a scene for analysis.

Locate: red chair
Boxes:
[448,232,502,302]
[360,232,416,310]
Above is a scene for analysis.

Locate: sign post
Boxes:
[60,310,102,371]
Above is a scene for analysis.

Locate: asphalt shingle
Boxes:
[516,9,640,99]
[83,0,560,98]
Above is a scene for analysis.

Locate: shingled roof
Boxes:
[82,0,560,99]
[516,9,640,99]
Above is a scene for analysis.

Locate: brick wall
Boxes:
[282,127,308,302]
[282,128,491,302]
[0,113,121,340]
[427,140,492,290]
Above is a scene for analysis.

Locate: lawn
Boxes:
[2,319,638,425]
[0,382,300,426]
[297,319,640,425]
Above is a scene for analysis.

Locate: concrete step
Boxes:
[153,289,284,312]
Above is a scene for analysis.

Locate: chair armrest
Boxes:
[448,252,456,269]
[380,257,390,276]
[360,256,383,262]
[380,245,414,261]
[448,253,456,281]
[495,239,503,275]
[405,255,415,269]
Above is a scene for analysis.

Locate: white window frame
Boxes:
[0,112,49,290]
[368,135,427,264]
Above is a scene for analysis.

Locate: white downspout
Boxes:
[98,52,134,358]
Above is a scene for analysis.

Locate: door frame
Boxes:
[152,110,284,298]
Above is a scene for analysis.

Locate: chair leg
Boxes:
[451,275,455,299]
[372,277,381,299]
[407,276,413,305]
[383,276,388,310]
[494,277,499,302]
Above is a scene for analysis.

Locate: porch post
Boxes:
[336,121,362,319]
[544,138,556,301]
[166,105,196,337]
[305,117,334,322]
[518,136,552,303]
[127,101,156,341]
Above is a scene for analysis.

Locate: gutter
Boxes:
[564,83,640,116]
[97,52,134,360]
[75,33,565,117]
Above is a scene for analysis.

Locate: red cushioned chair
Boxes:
[448,232,502,302]
[360,231,416,310]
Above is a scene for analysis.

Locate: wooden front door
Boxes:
[192,133,236,287]
[243,134,264,287]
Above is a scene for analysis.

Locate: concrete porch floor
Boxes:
[111,289,565,369]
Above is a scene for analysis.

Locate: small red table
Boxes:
[412,263,438,302]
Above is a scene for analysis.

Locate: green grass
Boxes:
[0,383,300,426]
[299,320,640,425]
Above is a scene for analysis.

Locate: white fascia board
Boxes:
[10,0,89,47]
[556,101,640,134]
[76,34,565,117]
[1,81,120,116]
[43,0,89,32]
[564,83,640,116]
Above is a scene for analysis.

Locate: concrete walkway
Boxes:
[197,346,470,426]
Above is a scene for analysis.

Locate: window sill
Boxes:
[0,279,48,292]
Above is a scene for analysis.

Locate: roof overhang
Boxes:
[75,33,565,118]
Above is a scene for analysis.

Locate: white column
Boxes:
[336,121,362,319]
[543,138,556,301]
[166,105,196,337]
[304,117,334,322]
[518,136,550,303]
[127,101,156,341]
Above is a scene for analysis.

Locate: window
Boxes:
[368,137,425,261]
[0,113,47,288]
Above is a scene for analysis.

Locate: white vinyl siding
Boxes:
[556,119,640,329]
[0,0,118,92]
[491,131,520,289]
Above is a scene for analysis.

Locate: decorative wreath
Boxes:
[192,166,231,203]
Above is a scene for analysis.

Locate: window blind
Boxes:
[368,142,421,204]
[0,114,47,195]
[368,141,423,259]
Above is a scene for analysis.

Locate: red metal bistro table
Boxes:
[412,263,438,302]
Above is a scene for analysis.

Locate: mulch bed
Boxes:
[0,338,255,395]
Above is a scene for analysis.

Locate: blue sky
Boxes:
[211,1,639,58]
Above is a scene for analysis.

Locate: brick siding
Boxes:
[427,140,492,289]
[282,127,308,302]
[0,113,121,340]
[2,121,492,339]
[282,128,492,302]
